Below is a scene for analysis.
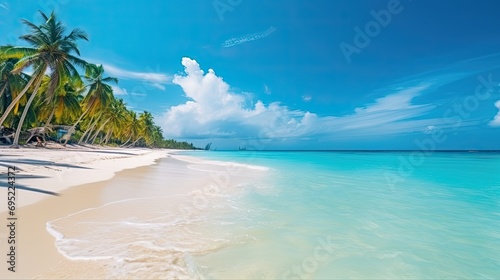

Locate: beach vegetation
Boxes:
[0,11,197,149]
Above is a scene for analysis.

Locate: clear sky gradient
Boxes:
[2,0,500,150]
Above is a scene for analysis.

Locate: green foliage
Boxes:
[0,10,198,150]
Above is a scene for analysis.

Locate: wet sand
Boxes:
[0,152,267,279]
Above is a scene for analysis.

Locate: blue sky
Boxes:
[2,0,500,150]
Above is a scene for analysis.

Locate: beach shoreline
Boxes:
[0,147,269,279]
[0,145,173,212]
[0,146,171,279]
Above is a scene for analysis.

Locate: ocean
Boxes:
[47,151,500,279]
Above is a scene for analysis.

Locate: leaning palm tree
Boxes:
[0,11,88,147]
[72,64,117,127]
[120,111,141,146]
[127,111,153,147]
[39,75,83,126]
[0,57,29,119]
[101,98,127,144]
[66,63,116,145]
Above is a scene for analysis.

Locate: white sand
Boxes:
[0,145,268,279]
[0,145,172,211]
[0,145,177,279]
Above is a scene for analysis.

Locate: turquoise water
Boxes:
[180,151,500,279]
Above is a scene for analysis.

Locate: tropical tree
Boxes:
[0,11,88,147]
[0,57,29,120]
[64,63,116,145]
[100,98,127,145]
[73,64,117,126]
[119,110,141,146]
[38,75,83,126]
[128,111,154,147]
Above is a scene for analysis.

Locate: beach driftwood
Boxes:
[0,126,14,144]
[26,126,54,147]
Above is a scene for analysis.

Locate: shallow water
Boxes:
[48,151,500,279]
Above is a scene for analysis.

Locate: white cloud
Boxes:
[161,58,455,141]
[489,100,500,127]
[302,95,312,102]
[86,59,170,91]
[151,83,166,91]
[111,85,128,95]
[221,27,276,48]
[354,85,430,113]
[102,63,170,84]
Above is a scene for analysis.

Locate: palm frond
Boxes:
[102,76,119,84]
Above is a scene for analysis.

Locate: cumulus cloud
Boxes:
[161,58,459,141]
[221,27,276,48]
[489,100,500,127]
[302,95,312,102]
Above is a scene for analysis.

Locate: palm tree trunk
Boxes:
[0,82,8,102]
[72,106,90,127]
[84,118,101,143]
[0,83,8,116]
[84,124,96,143]
[103,128,112,144]
[0,72,38,127]
[128,136,143,147]
[120,136,132,147]
[78,115,98,144]
[44,108,55,127]
[11,73,45,147]
[61,106,91,145]
[90,119,109,144]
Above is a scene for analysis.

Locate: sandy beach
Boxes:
[0,146,268,279]
[0,146,168,279]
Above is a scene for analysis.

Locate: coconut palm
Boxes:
[0,11,88,147]
[0,57,30,120]
[39,75,83,126]
[0,59,30,130]
[120,111,141,146]
[100,98,127,145]
[65,63,116,145]
[128,111,155,147]
[73,64,117,126]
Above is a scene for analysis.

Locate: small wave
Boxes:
[45,190,261,279]
[172,154,270,171]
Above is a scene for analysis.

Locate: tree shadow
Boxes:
[0,159,90,169]
[0,182,59,196]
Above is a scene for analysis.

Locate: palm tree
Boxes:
[150,125,164,148]
[128,111,155,147]
[65,63,116,145]
[100,98,127,145]
[39,75,83,126]
[0,11,88,147]
[120,111,141,146]
[0,57,29,120]
[73,64,117,126]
